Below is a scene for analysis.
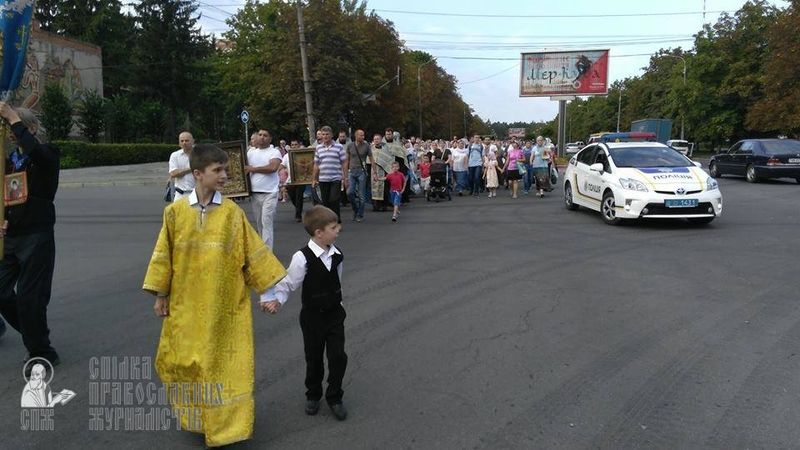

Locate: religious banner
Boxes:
[1,0,35,100]
[519,49,609,97]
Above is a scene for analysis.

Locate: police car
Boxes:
[563,142,723,225]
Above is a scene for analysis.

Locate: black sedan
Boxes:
[709,139,800,183]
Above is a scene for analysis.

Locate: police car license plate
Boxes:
[789,158,800,164]
[665,199,698,208]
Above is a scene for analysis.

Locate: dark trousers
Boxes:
[287,185,305,219]
[468,166,483,195]
[0,231,58,361]
[319,180,342,221]
[300,306,347,404]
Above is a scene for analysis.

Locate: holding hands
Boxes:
[260,300,281,314]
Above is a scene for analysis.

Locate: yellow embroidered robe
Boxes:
[142,198,286,447]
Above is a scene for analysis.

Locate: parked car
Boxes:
[666,139,693,156]
[708,139,800,183]
[563,142,722,225]
[565,141,584,154]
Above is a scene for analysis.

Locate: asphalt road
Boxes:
[1,175,799,449]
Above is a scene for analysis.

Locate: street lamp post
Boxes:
[417,57,436,139]
[663,54,687,140]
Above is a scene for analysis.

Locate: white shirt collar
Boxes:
[188,190,223,206]
[307,239,340,257]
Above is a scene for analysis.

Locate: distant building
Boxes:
[11,21,103,113]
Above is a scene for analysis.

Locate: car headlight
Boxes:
[706,177,719,191]
[619,177,648,192]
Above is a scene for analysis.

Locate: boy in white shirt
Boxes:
[261,205,348,421]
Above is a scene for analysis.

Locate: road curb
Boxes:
[59,180,163,188]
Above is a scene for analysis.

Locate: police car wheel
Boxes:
[601,191,622,225]
[564,183,579,211]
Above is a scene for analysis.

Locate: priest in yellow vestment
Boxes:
[143,144,286,447]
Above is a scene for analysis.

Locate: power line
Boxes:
[433,52,658,61]
[373,8,727,18]
[197,2,236,17]
[404,37,693,48]
[399,31,693,39]
[458,63,519,85]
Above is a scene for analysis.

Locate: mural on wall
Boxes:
[10,29,101,112]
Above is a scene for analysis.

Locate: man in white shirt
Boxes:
[168,131,195,202]
[245,129,283,249]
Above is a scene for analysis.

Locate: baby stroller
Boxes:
[426,159,451,202]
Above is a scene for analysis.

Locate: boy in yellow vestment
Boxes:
[142,143,286,447]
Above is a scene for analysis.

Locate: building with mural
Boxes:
[10,22,103,113]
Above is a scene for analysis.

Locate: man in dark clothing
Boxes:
[0,103,60,374]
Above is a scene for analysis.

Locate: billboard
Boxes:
[519,50,609,97]
[507,128,526,138]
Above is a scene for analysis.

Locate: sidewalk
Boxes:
[59,162,166,188]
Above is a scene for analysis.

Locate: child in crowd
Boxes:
[417,154,431,196]
[260,205,349,421]
[143,144,286,447]
[382,161,406,222]
[483,152,499,198]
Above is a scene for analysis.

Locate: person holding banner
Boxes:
[0,103,61,374]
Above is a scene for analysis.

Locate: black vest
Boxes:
[300,245,343,312]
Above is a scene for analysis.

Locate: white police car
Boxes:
[563,142,723,225]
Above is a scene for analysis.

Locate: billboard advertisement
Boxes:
[507,128,526,138]
[519,50,609,97]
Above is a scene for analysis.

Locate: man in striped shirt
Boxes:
[312,126,348,222]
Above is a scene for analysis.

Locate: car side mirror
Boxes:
[589,163,604,173]
[693,161,702,168]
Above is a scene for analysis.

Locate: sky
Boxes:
[192,0,788,124]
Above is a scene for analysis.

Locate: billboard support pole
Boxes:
[557,100,567,158]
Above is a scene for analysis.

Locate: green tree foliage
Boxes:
[563,0,800,149]
[40,84,74,140]
[132,0,213,139]
[746,0,800,136]
[35,1,135,98]
[76,90,107,143]
[218,1,477,142]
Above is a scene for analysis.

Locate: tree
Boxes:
[35,1,136,98]
[746,0,800,136]
[132,0,212,138]
[40,84,73,140]
[76,90,107,142]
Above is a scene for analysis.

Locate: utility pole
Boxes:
[417,57,436,139]
[297,1,316,144]
[663,54,687,140]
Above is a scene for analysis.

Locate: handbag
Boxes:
[516,161,527,175]
[550,166,559,185]
[311,184,323,205]
[164,180,174,202]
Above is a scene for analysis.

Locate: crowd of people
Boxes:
[168,128,560,230]
[153,126,565,446]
